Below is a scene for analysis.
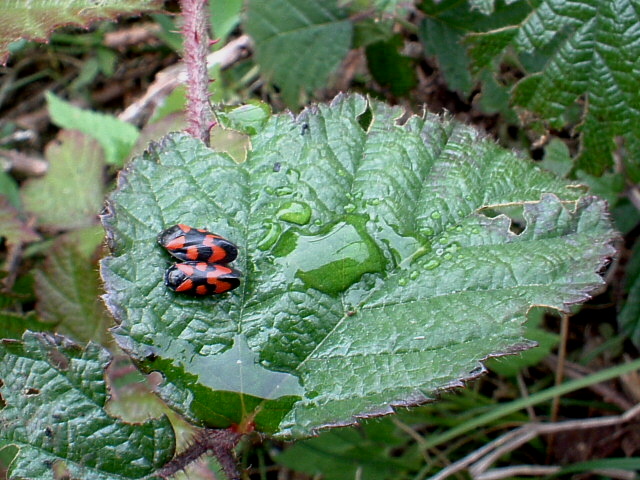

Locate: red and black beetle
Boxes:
[158,224,238,264]
[164,261,241,295]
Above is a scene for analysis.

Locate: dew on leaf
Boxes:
[257,221,283,251]
[272,215,385,295]
[398,277,408,286]
[409,270,419,280]
[424,259,440,270]
[430,211,442,220]
[344,203,356,213]
[435,248,445,256]
[275,186,294,196]
[277,201,312,225]
[420,227,435,236]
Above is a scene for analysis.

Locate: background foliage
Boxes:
[0,0,638,479]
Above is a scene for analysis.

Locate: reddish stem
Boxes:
[180,0,213,144]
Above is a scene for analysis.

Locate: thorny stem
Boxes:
[157,428,242,479]
[179,0,213,145]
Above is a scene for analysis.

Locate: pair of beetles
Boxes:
[158,224,241,295]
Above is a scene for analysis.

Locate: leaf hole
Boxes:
[480,205,527,235]
[24,387,40,396]
[0,392,5,409]
[357,106,373,131]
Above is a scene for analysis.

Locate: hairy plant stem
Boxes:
[180,0,213,144]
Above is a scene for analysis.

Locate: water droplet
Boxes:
[420,227,435,236]
[368,198,381,206]
[277,201,312,225]
[275,185,294,196]
[472,227,481,234]
[430,211,442,220]
[447,242,461,253]
[435,248,444,256]
[344,203,356,213]
[424,259,440,270]
[257,221,282,251]
[398,277,408,286]
[443,252,453,261]
[265,186,275,195]
[409,270,419,280]
[456,225,464,232]
[286,169,300,183]
[272,215,385,295]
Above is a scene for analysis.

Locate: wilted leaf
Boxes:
[0,332,174,479]
[0,196,40,246]
[244,0,352,106]
[0,0,163,64]
[34,227,111,345]
[21,130,104,230]
[101,94,616,439]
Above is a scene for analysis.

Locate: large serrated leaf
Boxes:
[244,0,353,106]
[101,94,616,439]
[466,0,640,174]
[0,0,163,65]
[0,332,174,480]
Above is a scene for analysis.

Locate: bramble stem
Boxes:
[180,0,213,144]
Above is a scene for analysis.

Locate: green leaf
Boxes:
[21,130,104,230]
[486,308,559,376]
[210,0,243,41]
[244,0,353,106]
[0,311,51,340]
[101,94,616,439]
[34,228,112,345]
[619,240,640,348]
[420,18,472,95]
[366,35,417,97]
[467,0,640,175]
[0,332,175,479]
[275,420,419,479]
[0,0,163,65]
[46,91,140,166]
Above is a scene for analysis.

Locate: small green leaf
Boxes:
[21,130,104,230]
[0,311,51,340]
[619,240,640,348]
[420,19,472,95]
[34,229,112,345]
[245,0,353,106]
[0,0,163,65]
[217,102,272,135]
[210,0,243,41]
[102,94,616,439]
[46,91,140,166]
[0,332,175,479]
[366,35,417,97]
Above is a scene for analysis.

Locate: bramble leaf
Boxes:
[466,0,640,174]
[0,332,174,480]
[101,94,616,438]
[0,0,163,65]
[244,0,352,106]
